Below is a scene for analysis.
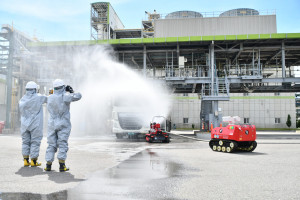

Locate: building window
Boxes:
[275,118,281,124]
[244,118,249,124]
[243,93,249,96]
[274,92,280,96]
[297,109,300,118]
[183,93,188,97]
[296,100,300,107]
[183,118,189,124]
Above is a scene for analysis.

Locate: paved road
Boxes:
[0,133,299,200]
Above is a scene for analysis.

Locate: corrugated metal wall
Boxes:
[109,3,124,30]
[154,15,277,37]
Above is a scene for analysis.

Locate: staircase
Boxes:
[201,71,230,101]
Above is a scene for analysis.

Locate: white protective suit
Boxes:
[19,89,47,159]
[45,85,81,163]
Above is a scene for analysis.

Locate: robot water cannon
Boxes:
[146,116,170,143]
[209,116,257,153]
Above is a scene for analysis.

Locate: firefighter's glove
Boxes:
[65,85,74,93]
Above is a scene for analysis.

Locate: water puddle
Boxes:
[0,149,183,200]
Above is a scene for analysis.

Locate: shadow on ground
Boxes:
[0,190,68,200]
[46,171,85,184]
[15,167,45,177]
[232,151,267,156]
[15,167,85,184]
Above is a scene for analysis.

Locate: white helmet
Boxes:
[25,81,38,89]
[53,79,64,88]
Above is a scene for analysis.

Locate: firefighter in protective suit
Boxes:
[44,79,82,172]
[19,81,47,167]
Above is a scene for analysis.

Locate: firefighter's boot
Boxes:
[59,160,69,172]
[44,162,52,171]
[24,156,30,167]
[30,158,41,167]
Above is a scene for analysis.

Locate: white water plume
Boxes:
[70,45,171,135]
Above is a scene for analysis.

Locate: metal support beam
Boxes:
[5,28,13,128]
[131,56,139,68]
[265,50,281,65]
[146,54,153,68]
[212,101,219,128]
[143,45,146,77]
[177,44,180,64]
[291,60,300,66]
[209,41,221,128]
[210,42,215,95]
[229,43,240,50]
[282,41,286,78]
[258,49,260,69]
[232,43,243,65]
[215,44,225,51]
[174,77,300,84]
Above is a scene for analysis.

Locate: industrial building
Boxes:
[0,2,300,130]
[172,92,296,129]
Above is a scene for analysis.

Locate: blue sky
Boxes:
[0,0,299,41]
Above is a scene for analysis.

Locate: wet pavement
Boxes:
[66,149,186,200]
[1,133,300,200]
[0,148,186,200]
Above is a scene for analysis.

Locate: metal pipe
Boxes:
[171,51,173,77]
[210,42,214,95]
[192,52,194,67]
[5,28,13,128]
[177,44,180,65]
[143,45,146,77]
[282,41,286,78]
[258,49,261,75]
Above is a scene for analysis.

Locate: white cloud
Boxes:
[0,0,88,22]
[0,0,133,23]
[0,0,132,41]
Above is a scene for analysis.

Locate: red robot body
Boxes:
[146,117,170,143]
[209,117,257,153]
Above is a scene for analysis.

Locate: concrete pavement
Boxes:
[0,132,299,199]
[0,134,148,194]
[169,129,300,140]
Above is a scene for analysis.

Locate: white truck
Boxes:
[112,106,149,139]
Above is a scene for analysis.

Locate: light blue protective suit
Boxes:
[45,87,82,163]
[19,90,47,158]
